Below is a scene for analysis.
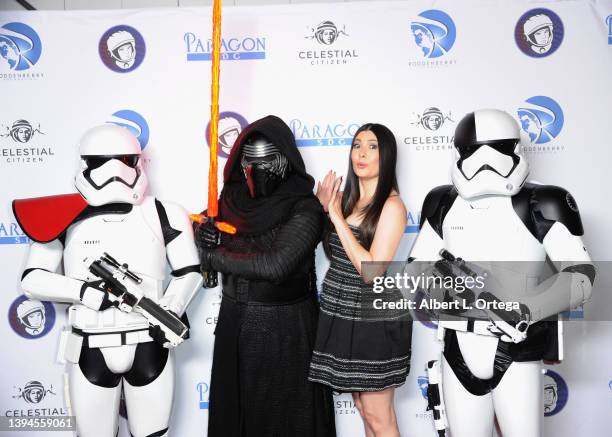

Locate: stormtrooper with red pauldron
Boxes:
[13,124,202,437]
[407,109,594,437]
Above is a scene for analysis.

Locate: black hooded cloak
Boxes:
[201,115,336,437]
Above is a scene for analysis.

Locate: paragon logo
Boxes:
[9,295,56,338]
[515,9,563,57]
[299,20,358,66]
[405,210,420,234]
[0,221,29,244]
[607,15,612,45]
[185,33,266,61]
[409,10,457,67]
[197,382,209,409]
[99,25,146,73]
[290,119,360,147]
[107,110,150,150]
[517,96,565,153]
[1,120,55,164]
[0,22,43,80]
[206,112,249,158]
[404,107,455,152]
[543,369,568,416]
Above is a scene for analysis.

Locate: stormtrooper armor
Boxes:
[15,124,202,437]
[409,109,594,437]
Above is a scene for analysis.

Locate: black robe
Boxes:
[201,115,336,437]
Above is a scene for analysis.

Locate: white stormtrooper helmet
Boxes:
[75,124,148,206]
[451,109,529,199]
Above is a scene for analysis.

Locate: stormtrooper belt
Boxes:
[72,327,153,348]
[439,319,499,338]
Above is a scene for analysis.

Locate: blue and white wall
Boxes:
[1,1,611,435]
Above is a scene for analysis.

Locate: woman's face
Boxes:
[351,130,380,180]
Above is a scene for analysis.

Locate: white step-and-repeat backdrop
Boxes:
[1,0,611,435]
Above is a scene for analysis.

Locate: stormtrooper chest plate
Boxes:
[442,196,545,262]
[63,204,167,290]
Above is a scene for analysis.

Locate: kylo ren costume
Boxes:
[197,115,336,437]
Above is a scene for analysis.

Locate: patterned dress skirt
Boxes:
[308,225,412,392]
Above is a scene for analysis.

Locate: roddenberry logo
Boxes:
[410,10,456,58]
[515,9,563,57]
[0,22,42,71]
[107,110,150,150]
[517,96,564,144]
[206,112,248,158]
[99,25,146,72]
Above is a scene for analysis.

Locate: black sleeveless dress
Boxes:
[308,225,412,392]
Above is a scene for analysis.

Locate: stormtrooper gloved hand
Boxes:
[79,281,114,311]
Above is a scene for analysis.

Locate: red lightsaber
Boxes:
[191,0,236,287]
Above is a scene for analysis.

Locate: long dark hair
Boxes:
[324,123,399,255]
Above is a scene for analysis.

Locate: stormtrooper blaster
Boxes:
[437,249,529,343]
[426,360,448,437]
[84,253,189,347]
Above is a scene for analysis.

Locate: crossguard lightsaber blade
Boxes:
[191,0,236,289]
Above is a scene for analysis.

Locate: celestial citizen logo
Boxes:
[197,382,209,409]
[410,10,456,58]
[8,295,55,338]
[184,33,266,61]
[206,112,249,158]
[607,15,612,45]
[107,110,150,150]
[290,119,360,147]
[417,375,429,401]
[13,381,56,404]
[99,25,145,72]
[0,22,42,71]
[515,9,564,57]
[305,21,348,45]
[543,369,568,416]
[0,119,44,143]
[411,108,454,132]
[517,96,564,144]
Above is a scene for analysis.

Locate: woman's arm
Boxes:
[330,194,407,279]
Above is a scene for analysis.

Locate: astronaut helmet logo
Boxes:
[8,295,55,339]
[99,25,146,73]
[543,369,568,416]
[1,119,44,143]
[515,9,564,58]
[411,107,454,131]
[13,381,56,404]
[0,22,42,71]
[206,112,249,158]
[517,96,564,144]
[410,10,456,59]
[305,21,349,46]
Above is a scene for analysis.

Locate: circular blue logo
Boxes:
[543,369,568,416]
[515,9,564,58]
[206,112,249,158]
[8,295,55,339]
[410,10,456,58]
[0,22,42,71]
[99,25,145,73]
[517,96,564,144]
[107,109,150,150]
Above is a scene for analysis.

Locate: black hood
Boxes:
[223,115,313,187]
[219,115,319,236]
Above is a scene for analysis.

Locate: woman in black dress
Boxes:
[309,123,411,437]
